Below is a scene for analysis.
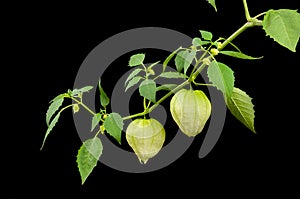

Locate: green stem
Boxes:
[122,110,147,120]
[122,80,190,120]
[190,62,207,81]
[148,80,190,112]
[143,98,147,110]
[94,128,102,137]
[61,104,73,112]
[218,22,253,51]
[192,82,214,87]
[243,0,251,20]
[253,12,267,20]
[71,97,96,116]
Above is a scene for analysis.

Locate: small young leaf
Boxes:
[91,113,102,132]
[71,86,93,97]
[175,50,196,74]
[263,9,300,52]
[77,86,94,93]
[175,51,187,72]
[159,71,188,79]
[41,112,61,150]
[219,51,263,60]
[200,30,213,41]
[139,79,156,103]
[125,76,143,92]
[206,0,217,12]
[156,84,178,92]
[163,47,181,72]
[192,37,202,47]
[46,97,64,126]
[125,68,143,86]
[103,112,124,144]
[128,53,145,67]
[98,80,110,107]
[77,137,103,185]
[147,61,160,69]
[225,87,256,133]
[147,68,155,76]
[207,61,234,98]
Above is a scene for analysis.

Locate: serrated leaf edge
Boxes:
[226,88,256,133]
[76,137,103,185]
[46,97,64,126]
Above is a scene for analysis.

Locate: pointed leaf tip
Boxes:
[206,0,217,12]
[77,137,103,184]
[103,113,123,144]
[128,53,145,67]
[226,87,256,133]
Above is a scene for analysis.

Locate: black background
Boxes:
[5,0,299,197]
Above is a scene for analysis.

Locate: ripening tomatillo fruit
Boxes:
[170,89,212,137]
[126,118,166,164]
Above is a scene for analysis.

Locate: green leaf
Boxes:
[200,30,213,41]
[125,76,143,92]
[159,71,188,79]
[50,93,66,103]
[175,50,196,74]
[77,86,94,93]
[206,0,217,12]
[128,53,145,67]
[98,80,110,107]
[174,51,186,72]
[225,87,256,133]
[263,9,300,52]
[103,112,123,144]
[91,113,102,132]
[163,47,182,72]
[125,68,143,86]
[156,84,178,92]
[192,38,212,47]
[71,86,93,97]
[77,137,103,185]
[147,61,160,69]
[219,51,263,60]
[207,61,234,98]
[46,96,64,126]
[139,79,156,103]
[184,50,196,74]
[192,37,202,47]
[41,112,61,150]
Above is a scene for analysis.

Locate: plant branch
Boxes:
[71,97,96,116]
[122,80,190,120]
[218,22,253,51]
[77,7,266,122]
[122,110,148,120]
[243,0,251,20]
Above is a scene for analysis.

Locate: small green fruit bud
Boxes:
[210,48,219,56]
[217,42,223,50]
[73,104,80,113]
